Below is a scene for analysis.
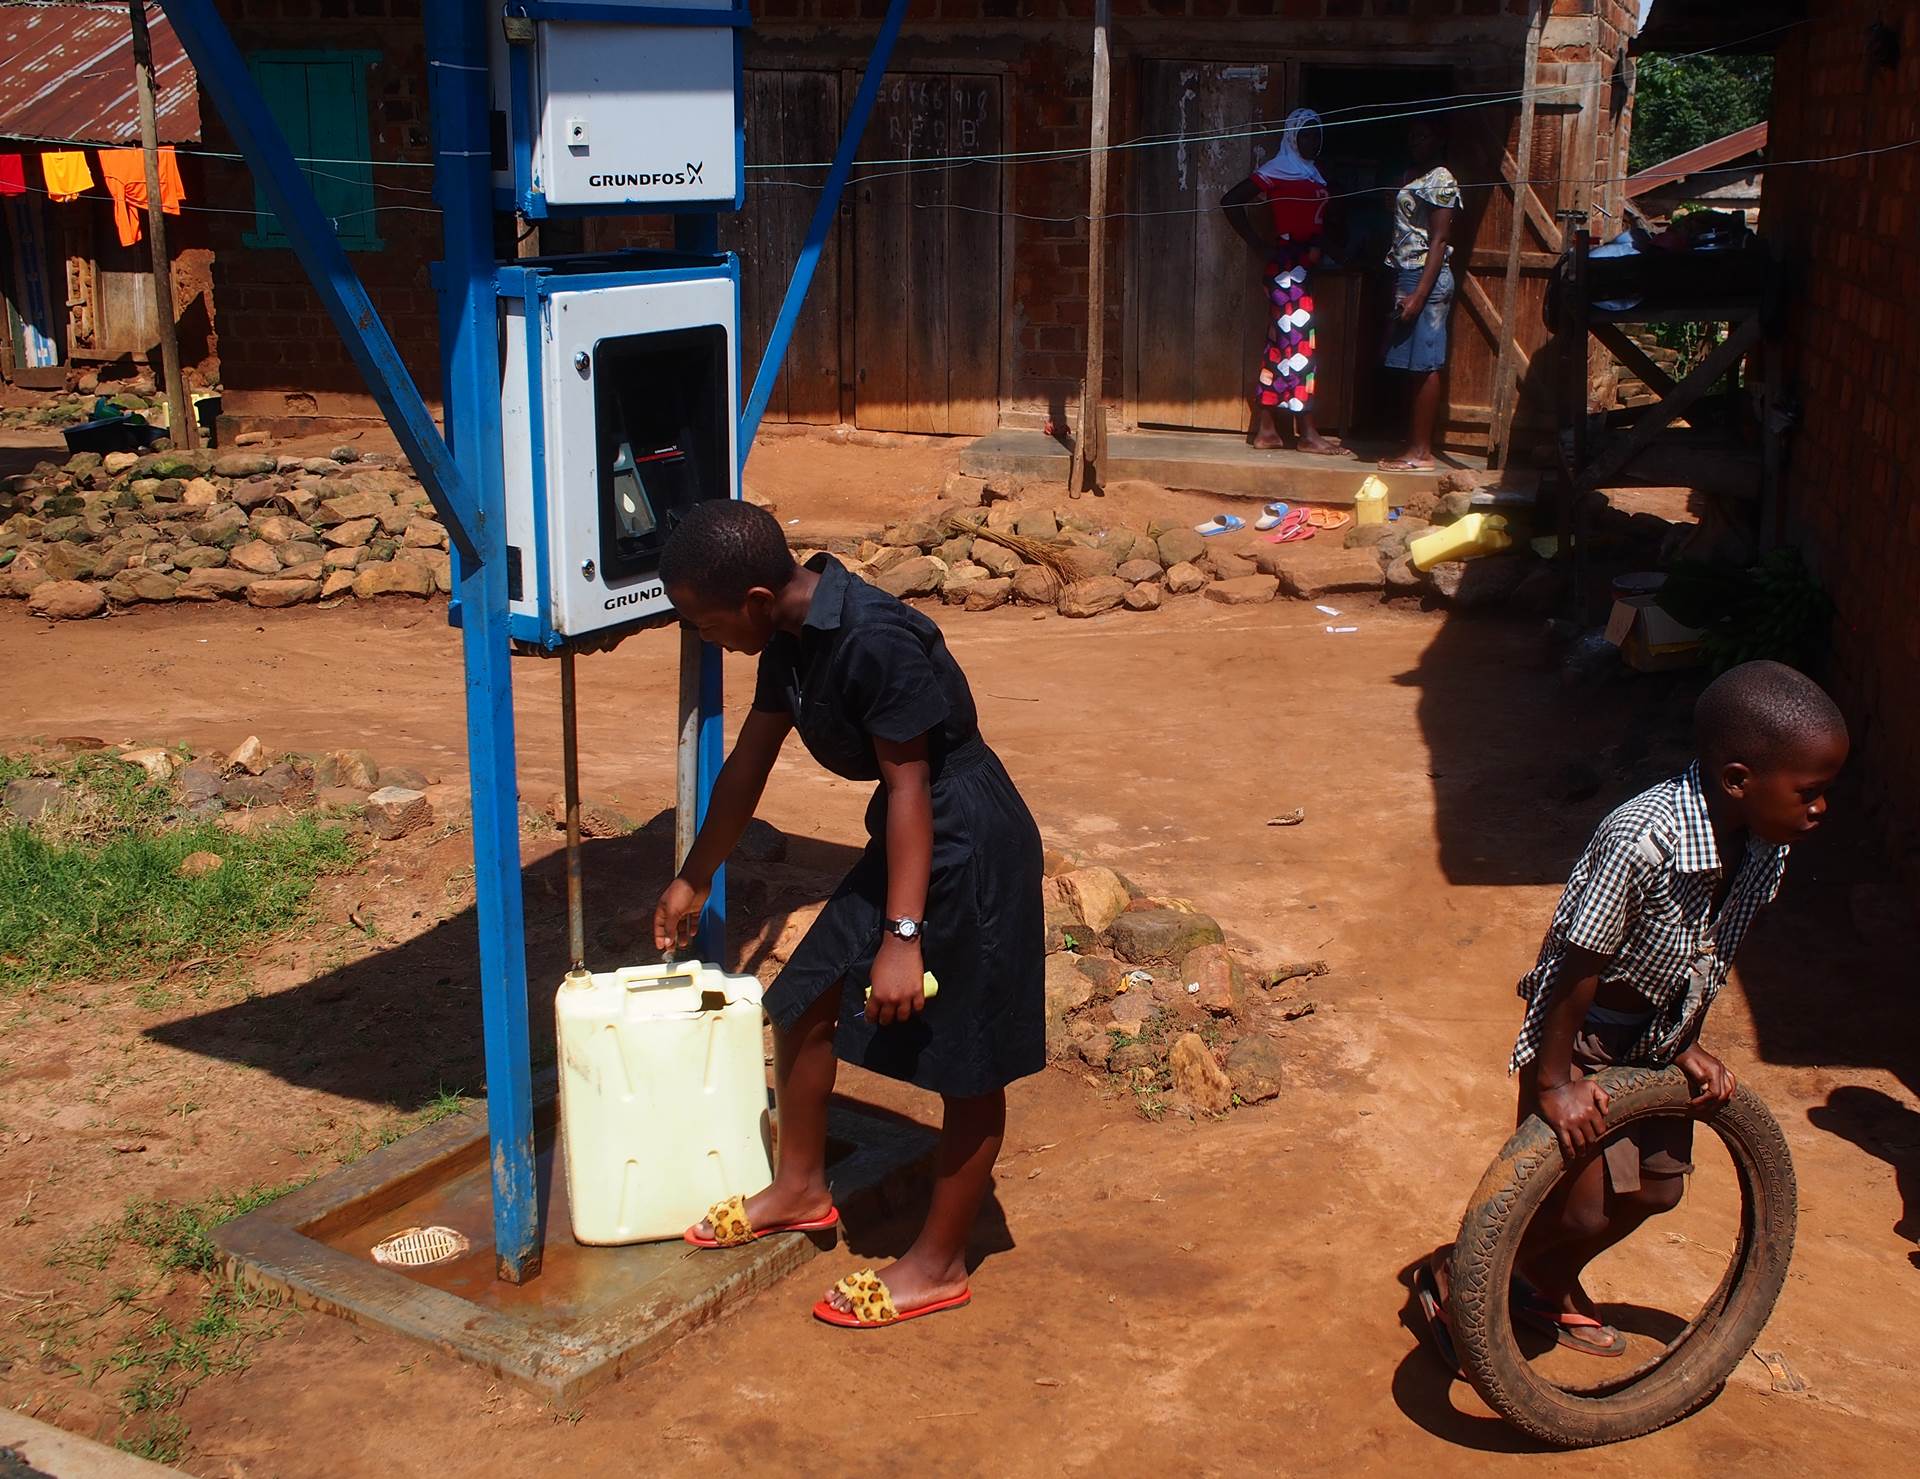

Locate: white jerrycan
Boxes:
[555,961,774,1245]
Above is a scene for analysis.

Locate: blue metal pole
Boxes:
[425,0,542,1283]
[674,216,726,963]
[156,0,478,566]
[737,0,907,459]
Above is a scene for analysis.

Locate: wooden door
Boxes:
[851,74,1002,434]
[1129,61,1277,431]
[721,70,844,425]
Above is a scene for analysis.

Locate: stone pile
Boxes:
[0,733,439,842]
[0,445,453,618]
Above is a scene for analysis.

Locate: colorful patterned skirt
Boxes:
[1257,240,1319,413]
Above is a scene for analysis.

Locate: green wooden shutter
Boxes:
[244,53,384,253]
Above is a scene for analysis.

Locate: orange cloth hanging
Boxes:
[97,147,185,247]
[40,151,95,203]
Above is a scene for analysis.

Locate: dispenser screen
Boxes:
[591,325,730,585]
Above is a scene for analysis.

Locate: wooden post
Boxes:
[128,1,195,449]
[1488,0,1545,470]
[1069,0,1111,497]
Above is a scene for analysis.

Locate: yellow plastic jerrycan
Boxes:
[1353,475,1390,526]
[1409,512,1513,571]
[555,961,774,1245]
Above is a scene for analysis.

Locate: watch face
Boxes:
[892,919,918,939]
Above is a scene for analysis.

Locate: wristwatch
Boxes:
[882,917,923,942]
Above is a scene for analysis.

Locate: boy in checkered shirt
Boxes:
[1429,661,1847,1361]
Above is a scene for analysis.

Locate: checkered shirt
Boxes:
[1509,764,1789,1073]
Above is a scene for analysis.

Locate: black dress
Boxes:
[755,554,1045,1096]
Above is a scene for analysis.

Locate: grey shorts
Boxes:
[1383,264,1454,373]
[1572,1013,1695,1194]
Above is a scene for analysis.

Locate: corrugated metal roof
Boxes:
[0,2,200,147]
[1625,121,1768,198]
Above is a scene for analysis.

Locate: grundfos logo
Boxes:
[589,162,705,189]
[604,582,665,612]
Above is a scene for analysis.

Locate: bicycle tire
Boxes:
[1446,1065,1797,1447]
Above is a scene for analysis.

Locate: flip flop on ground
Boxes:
[1377,456,1435,472]
[684,1193,841,1249]
[1414,1253,1463,1376]
[812,1267,973,1329]
[1510,1281,1630,1357]
[1194,514,1246,536]
[1255,502,1290,531]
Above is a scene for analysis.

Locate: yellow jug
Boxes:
[1409,512,1513,571]
[1353,475,1389,526]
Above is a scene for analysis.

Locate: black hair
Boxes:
[658,499,796,607]
[1693,660,1847,771]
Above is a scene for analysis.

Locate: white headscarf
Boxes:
[1254,108,1327,186]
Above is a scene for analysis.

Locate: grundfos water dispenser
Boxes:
[495,251,739,648]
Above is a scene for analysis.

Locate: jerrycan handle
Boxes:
[699,988,729,1011]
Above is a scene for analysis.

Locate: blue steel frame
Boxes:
[157,0,907,1282]
[501,2,749,219]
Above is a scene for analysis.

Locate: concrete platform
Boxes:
[214,1095,934,1403]
[0,1411,184,1477]
[959,427,1507,507]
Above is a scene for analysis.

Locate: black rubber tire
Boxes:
[1446,1065,1797,1448]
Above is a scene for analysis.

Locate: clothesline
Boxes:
[0,144,185,246]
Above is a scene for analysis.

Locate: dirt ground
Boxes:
[2,437,1917,1475]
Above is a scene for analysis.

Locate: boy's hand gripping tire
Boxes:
[1443,1065,1797,1447]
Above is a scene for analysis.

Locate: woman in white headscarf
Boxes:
[1221,108,1351,457]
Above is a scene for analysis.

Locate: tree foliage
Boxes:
[1629,54,1774,174]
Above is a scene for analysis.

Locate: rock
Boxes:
[323,546,366,570]
[352,560,434,598]
[883,519,942,551]
[1059,546,1119,581]
[402,516,448,549]
[379,764,432,791]
[737,817,788,862]
[232,431,272,448]
[328,445,361,464]
[3,776,69,822]
[221,761,304,807]
[874,555,946,599]
[323,517,378,548]
[231,479,281,511]
[66,452,104,475]
[275,540,326,569]
[315,785,371,811]
[320,570,357,599]
[1077,1033,1113,1071]
[972,541,1023,578]
[1014,508,1059,540]
[1124,583,1163,612]
[1427,554,1531,610]
[1116,558,1163,585]
[103,451,140,475]
[1110,907,1226,965]
[1164,561,1206,595]
[963,577,1012,612]
[1073,954,1130,998]
[40,545,96,582]
[176,757,225,803]
[246,577,321,608]
[212,453,277,479]
[228,540,284,576]
[1168,1033,1235,1114]
[1270,548,1387,600]
[177,851,223,879]
[5,566,50,600]
[302,458,344,476]
[188,506,247,545]
[313,490,389,526]
[1225,1036,1283,1104]
[315,750,380,790]
[544,791,636,839]
[1056,867,1132,934]
[1156,527,1206,568]
[250,513,313,544]
[1108,988,1156,1036]
[934,535,974,568]
[1384,555,1422,593]
[1183,943,1251,1020]
[364,786,433,841]
[1010,566,1057,606]
[120,747,178,782]
[1046,952,1095,1018]
[1205,574,1280,606]
[176,568,258,600]
[941,472,988,507]
[866,545,915,575]
[1057,575,1128,618]
[984,502,1021,533]
[27,581,106,620]
[184,478,221,507]
[1205,548,1256,580]
[227,735,269,775]
[172,544,226,570]
[1344,522,1395,550]
[1438,489,1474,521]
[104,569,180,603]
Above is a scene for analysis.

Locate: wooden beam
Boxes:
[1576,315,1762,490]
[1459,270,1531,377]
[129,1,195,449]
[1489,0,1547,469]
[1502,148,1564,255]
[1070,0,1111,497]
[1466,248,1557,272]
[1589,321,1677,398]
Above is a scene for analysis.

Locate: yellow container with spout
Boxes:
[555,961,774,1245]
[1409,512,1513,571]
[1353,475,1390,526]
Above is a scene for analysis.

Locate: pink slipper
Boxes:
[1264,509,1314,543]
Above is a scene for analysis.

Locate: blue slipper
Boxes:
[1194,514,1245,537]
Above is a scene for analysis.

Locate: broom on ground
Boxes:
[942,513,1079,590]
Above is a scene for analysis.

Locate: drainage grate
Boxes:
[371,1225,470,1268]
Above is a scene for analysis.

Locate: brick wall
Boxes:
[202,0,440,423]
[1762,4,1920,881]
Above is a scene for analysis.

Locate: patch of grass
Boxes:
[0,753,360,993]
[116,1414,187,1465]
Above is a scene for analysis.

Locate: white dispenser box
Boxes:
[556,961,774,1245]
[490,0,745,216]
[494,252,740,649]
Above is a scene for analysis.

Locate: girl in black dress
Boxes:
[654,500,1045,1328]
